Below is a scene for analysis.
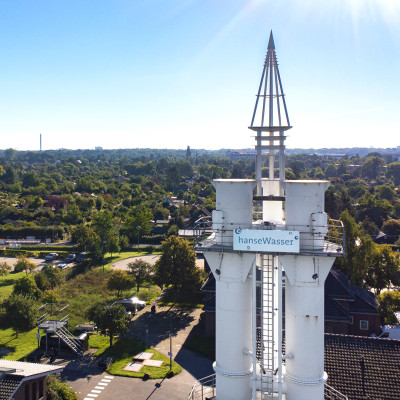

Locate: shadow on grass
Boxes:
[0,278,15,288]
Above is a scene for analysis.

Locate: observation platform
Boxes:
[195,221,345,258]
[38,320,68,334]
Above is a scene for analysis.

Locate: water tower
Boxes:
[189,32,346,400]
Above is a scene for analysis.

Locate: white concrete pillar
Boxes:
[205,179,256,400]
[280,255,334,400]
[279,180,335,400]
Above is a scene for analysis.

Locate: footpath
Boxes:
[62,296,214,400]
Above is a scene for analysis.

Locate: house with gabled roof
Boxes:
[0,359,63,400]
[325,267,381,336]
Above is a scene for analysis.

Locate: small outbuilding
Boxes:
[0,359,63,400]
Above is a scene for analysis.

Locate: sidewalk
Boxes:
[62,297,214,399]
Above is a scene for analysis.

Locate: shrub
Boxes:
[46,375,78,400]
[143,245,155,254]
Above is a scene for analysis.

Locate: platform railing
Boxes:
[195,219,345,257]
[325,383,348,400]
[187,375,347,399]
[187,374,216,400]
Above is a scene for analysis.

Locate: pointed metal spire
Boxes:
[268,30,275,50]
[250,31,292,195]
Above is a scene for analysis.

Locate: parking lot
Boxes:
[0,255,77,271]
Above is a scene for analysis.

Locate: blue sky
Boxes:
[0,0,399,151]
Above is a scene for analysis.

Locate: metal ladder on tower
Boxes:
[260,254,280,398]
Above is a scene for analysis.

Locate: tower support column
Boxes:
[204,179,256,400]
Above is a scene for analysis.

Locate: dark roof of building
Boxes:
[326,267,378,317]
[201,273,215,292]
[325,334,400,400]
[325,297,351,322]
[349,282,378,311]
[326,267,355,301]
[202,295,215,312]
[0,375,23,400]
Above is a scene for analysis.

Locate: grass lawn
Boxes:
[0,327,38,361]
[96,251,161,273]
[0,271,28,301]
[56,269,161,328]
[0,253,161,361]
[92,336,181,379]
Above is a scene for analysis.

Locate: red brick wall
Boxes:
[349,313,381,336]
[14,377,47,400]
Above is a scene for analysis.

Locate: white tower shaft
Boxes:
[204,180,256,400]
[280,181,334,400]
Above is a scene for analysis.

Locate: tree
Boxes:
[14,255,36,275]
[356,194,394,228]
[127,260,153,292]
[377,291,400,324]
[324,163,338,178]
[125,206,152,243]
[34,265,64,290]
[386,162,400,185]
[88,303,129,346]
[3,294,38,337]
[93,211,119,259]
[360,156,385,180]
[365,245,400,294]
[0,261,11,276]
[335,211,360,280]
[154,236,203,298]
[107,270,134,299]
[41,290,60,305]
[381,219,400,236]
[13,276,41,298]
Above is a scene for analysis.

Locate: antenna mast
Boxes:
[249,31,291,195]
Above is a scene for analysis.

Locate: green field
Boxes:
[0,253,161,360]
[93,336,181,379]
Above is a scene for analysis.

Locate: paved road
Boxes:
[62,301,213,400]
[0,256,77,272]
[111,254,205,270]
[0,256,45,269]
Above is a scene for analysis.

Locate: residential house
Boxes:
[0,359,63,400]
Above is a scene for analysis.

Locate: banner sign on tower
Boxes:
[233,229,300,253]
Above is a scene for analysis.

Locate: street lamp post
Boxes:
[137,226,141,251]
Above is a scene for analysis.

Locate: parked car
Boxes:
[65,254,76,263]
[56,263,67,269]
[45,253,58,262]
[128,296,146,310]
[76,252,87,262]
[107,302,132,319]
[114,297,146,313]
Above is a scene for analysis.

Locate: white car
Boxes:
[45,253,58,262]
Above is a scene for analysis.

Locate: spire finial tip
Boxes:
[268,31,275,50]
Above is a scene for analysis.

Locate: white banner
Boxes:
[233,229,300,253]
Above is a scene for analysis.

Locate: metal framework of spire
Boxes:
[249,31,292,195]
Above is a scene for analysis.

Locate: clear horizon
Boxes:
[0,1,399,151]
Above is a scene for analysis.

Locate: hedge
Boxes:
[20,245,78,252]
[0,226,65,240]
[0,249,69,259]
